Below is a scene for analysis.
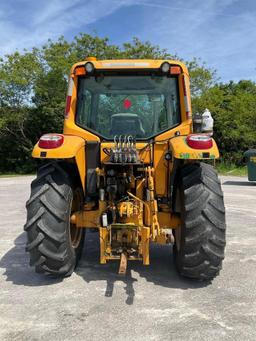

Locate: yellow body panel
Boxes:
[169,135,219,159]
[158,212,180,228]
[155,121,191,141]
[32,135,86,190]
[71,59,189,74]
[154,142,168,195]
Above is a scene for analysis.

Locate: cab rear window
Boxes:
[76,74,181,139]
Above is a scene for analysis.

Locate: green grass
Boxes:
[216,163,247,177]
[0,173,35,178]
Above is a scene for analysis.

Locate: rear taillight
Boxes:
[65,76,74,119]
[38,134,64,149]
[186,134,213,149]
[182,75,191,119]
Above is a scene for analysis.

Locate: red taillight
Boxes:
[186,134,213,149]
[65,76,74,119]
[38,134,64,149]
[65,95,72,118]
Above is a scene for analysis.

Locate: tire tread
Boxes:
[174,162,226,281]
[24,162,84,276]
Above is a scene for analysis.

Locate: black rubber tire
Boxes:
[24,162,85,276]
[174,162,226,281]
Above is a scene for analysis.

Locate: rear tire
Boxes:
[174,162,226,281]
[24,162,85,276]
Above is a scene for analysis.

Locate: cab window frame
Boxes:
[75,71,181,141]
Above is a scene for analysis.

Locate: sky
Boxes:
[0,0,255,82]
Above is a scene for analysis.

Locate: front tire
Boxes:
[24,162,85,276]
[174,162,226,281]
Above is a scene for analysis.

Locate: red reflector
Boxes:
[65,77,74,119]
[170,66,181,75]
[75,66,85,76]
[186,134,213,149]
[38,134,64,149]
[65,95,72,118]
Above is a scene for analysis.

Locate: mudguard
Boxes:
[32,135,86,190]
[169,135,219,160]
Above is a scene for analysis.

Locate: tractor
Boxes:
[24,57,226,280]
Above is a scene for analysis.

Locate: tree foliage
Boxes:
[192,80,256,164]
[0,33,254,172]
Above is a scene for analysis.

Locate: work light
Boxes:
[161,62,170,73]
[85,62,94,73]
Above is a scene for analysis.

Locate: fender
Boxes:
[32,135,86,190]
[169,135,219,160]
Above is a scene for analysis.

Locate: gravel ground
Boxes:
[0,175,255,341]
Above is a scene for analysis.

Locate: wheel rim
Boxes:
[70,188,83,249]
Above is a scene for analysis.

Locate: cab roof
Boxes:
[70,59,189,75]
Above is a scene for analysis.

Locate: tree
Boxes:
[192,80,256,164]
[188,58,218,98]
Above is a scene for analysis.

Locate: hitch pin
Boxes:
[118,251,128,275]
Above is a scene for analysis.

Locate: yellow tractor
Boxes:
[24,57,226,280]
